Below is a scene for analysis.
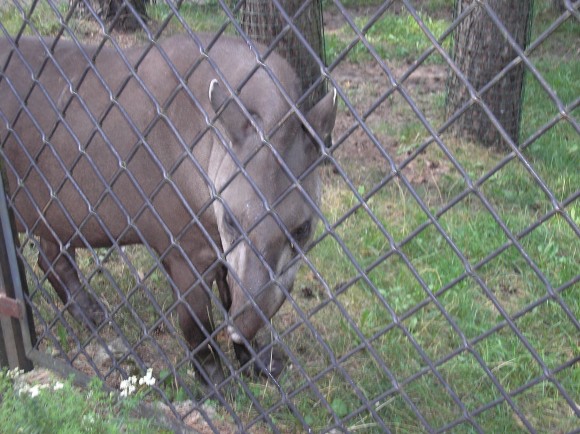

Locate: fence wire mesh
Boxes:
[0,0,578,432]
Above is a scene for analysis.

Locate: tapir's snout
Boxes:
[224,237,297,344]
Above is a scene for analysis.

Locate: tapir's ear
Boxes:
[209,79,250,144]
[306,88,338,147]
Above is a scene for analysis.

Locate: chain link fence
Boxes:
[0,0,578,432]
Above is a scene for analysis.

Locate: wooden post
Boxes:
[0,166,35,371]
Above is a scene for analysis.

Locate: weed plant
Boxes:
[0,369,168,434]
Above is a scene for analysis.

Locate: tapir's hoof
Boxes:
[254,347,286,379]
[234,341,286,379]
[193,349,229,400]
[69,293,107,329]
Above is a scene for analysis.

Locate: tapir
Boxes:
[0,34,337,389]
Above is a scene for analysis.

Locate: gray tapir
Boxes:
[0,34,337,389]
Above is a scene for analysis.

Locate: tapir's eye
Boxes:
[247,112,262,133]
[292,220,312,244]
[223,211,239,237]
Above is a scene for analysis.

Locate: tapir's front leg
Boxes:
[176,299,226,391]
[165,253,226,392]
[216,265,285,378]
[233,333,286,379]
[38,238,105,328]
[216,263,231,310]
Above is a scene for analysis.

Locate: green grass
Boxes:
[0,369,170,433]
[1,0,578,432]
[520,58,579,202]
[146,1,227,34]
[0,1,68,36]
[0,0,227,38]
[259,4,578,431]
[326,12,451,65]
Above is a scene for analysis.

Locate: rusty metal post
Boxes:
[0,165,35,371]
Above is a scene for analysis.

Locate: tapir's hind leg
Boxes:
[37,238,105,328]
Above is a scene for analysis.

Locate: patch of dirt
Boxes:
[329,58,451,186]
[322,2,455,188]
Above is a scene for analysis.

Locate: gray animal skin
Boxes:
[0,34,336,389]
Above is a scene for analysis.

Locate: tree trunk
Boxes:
[238,0,325,110]
[72,0,148,31]
[552,0,565,13]
[446,0,533,148]
[99,0,148,31]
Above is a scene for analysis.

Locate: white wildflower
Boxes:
[28,384,41,398]
[7,368,25,379]
[82,414,96,425]
[53,382,64,391]
[138,368,156,387]
[119,376,137,397]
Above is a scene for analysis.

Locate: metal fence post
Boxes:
[0,166,35,371]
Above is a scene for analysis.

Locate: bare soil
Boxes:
[329,59,451,188]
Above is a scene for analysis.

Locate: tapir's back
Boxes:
[1,37,169,244]
[0,35,301,250]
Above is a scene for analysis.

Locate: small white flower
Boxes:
[28,385,41,398]
[7,368,24,379]
[82,414,96,425]
[119,376,138,397]
[139,368,156,386]
[53,382,64,391]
